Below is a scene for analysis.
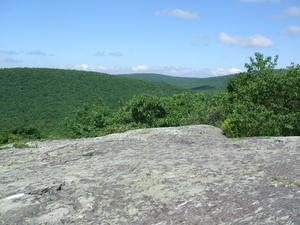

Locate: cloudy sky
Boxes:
[1,0,299,77]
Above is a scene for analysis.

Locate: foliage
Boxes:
[62,92,226,138]
[120,73,236,97]
[273,176,285,183]
[181,92,229,128]
[13,142,31,149]
[1,54,299,141]
[113,92,207,128]
[244,52,278,74]
[113,94,168,126]
[222,53,300,137]
[0,68,190,136]
[0,125,43,145]
[294,181,300,187]
[161,92,206,126]
[272,176,300,187]
[62,98,110,138]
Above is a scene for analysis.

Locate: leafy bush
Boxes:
[0,125,43,144]
[62,92,214,138]
[161,92,206,126]
[113,92,207,128]
[222,53,300,137]
[13,142,31,149]
[181,92,228,127]
[62,98,110,138]
[113,94,168,127]
[0,68,190,136]
[60,53,299,139]
[0,132,9,145]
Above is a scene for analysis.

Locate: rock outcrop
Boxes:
[0,125,299,224]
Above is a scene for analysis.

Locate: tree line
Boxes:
[1,53,299,145]
[62,53,300,138]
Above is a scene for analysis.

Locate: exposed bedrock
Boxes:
[0,125,299,224]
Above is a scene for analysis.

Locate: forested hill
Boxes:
[118,73,236,97]
[0,68,190,135]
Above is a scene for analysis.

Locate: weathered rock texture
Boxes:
[0,125,299,224]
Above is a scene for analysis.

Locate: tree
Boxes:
[223,53,300,137]
[62,97,110,137]
[0,125,43,144]
[113,94,168,126]
[244,52,278,74]
[113,92,207,128]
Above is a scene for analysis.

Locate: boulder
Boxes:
[0,125,299,224]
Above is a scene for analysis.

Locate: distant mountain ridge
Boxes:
[118,73,236,97]
[0,68,190,135]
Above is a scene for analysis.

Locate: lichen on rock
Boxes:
[0,125,299,224]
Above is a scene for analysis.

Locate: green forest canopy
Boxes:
[0,68,190,135]
[60,53,300,138]
[119,73,235,97]
[1,53,299,144]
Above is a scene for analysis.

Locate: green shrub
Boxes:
[223,53,300,137]
[62,98,110,138]
[114,94,168,126]
[0,132,9,145]
[181,92,228,127]
[161,92,206,127]
[60,54,300,139]
[62,92,230,138]
[113,92,207,128]
[13,142,31,149]
[0,125,43,144]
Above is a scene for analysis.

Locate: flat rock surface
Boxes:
[0,125,299,224]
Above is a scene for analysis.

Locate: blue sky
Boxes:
[1,0,299,77]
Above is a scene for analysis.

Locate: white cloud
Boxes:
[93,66,121,71]
[166,66,194,75]
[286,6,300,17]
[58,64,121,72]
[1,49,55,56]
[95,51,123,56]
[1,49,54,56]
[273,6,300,18]
[95,51,105,56]
[24,50,54,56]
[130,66,243,77]
[155,9,198,19]
[218,32,275,47]
[74,64,89,70]
[57,64,243,78]
[131,65,195,75]
[197,35,209,40]
[131,65,150,71]
[0,50,19,55]
[98,66,120,71]
[0,57,23,63]
[109,52,123,57]
[280,25,300,35]
[211,68,243,76]
[239,0,280,2]
[130,65,228,77]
